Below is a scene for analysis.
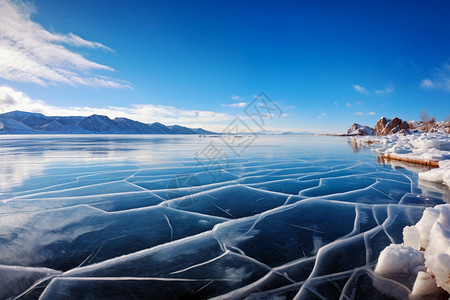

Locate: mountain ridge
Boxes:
[0,111,216,135]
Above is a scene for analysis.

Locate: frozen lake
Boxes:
[0,135,448,299]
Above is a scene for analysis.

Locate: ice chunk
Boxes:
[411,271,448,298]
[415,206,441,249]
[423,205,450,293]
[374,244,424,275]
[419,160,450,188]
[403,226,420,250]
[377,204,450,295]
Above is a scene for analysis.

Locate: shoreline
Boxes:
[383,153,440,167]
[350,132,450,188]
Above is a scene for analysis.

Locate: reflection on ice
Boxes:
[0,135,448,299]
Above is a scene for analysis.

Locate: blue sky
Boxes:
[0,0,449,133]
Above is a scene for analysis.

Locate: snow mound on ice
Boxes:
[374,244,424,275]
[419,159,450,188]
[376,204,450,296]
[353,132,450,189]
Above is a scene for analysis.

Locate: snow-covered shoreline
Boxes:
[352,132,450,187]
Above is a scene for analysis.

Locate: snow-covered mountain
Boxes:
[0,111,216,135]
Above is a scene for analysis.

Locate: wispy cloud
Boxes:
[420,78,435,89]
[0,86,232,126]
[375,82,394,95]
[0,0,128,88]
[221,102,247,108]
[333,102,338,106]
[346,102,352,107]
[353,84,368,94]
[355,111,376,116]
[317,113,327,119]
[231,94,242,101]
[420,63,450,92]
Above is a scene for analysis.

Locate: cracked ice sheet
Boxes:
[0,205,226,270]
[0,135,449,299]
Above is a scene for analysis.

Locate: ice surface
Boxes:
[0,205,226,270]
[0,265,61,299]
[0,135,449,299]
[339,267,411,300]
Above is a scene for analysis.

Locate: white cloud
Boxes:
[420,78,434,89]
[355,111,376,116]
[353,84,368,94]
[346,102,352,107]
[420,63,450,92]
[333,102,338,106]
[0,86,232,126]
[317,113,327,119]
[0,0,128,88]
[231,94,242,101]
[375,82,395,95]
[221,102,247,108]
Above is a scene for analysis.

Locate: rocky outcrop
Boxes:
[373,117,389,135]
[347,123,373,135]
[347,116,448,136]
[346,116,418,136]
[409,120,450,134]
[373,117,410,136]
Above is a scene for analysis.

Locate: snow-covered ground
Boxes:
[353,132,450,187]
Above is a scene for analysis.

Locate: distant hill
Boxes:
[0,111,216,135]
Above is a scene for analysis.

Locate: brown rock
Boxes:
[374,117,390,136]
[374,117,410,136]
[347,123,373,135]
[391,117,401,128]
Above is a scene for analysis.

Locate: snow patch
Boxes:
[374,244,425,275]
[353,132,450,188]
